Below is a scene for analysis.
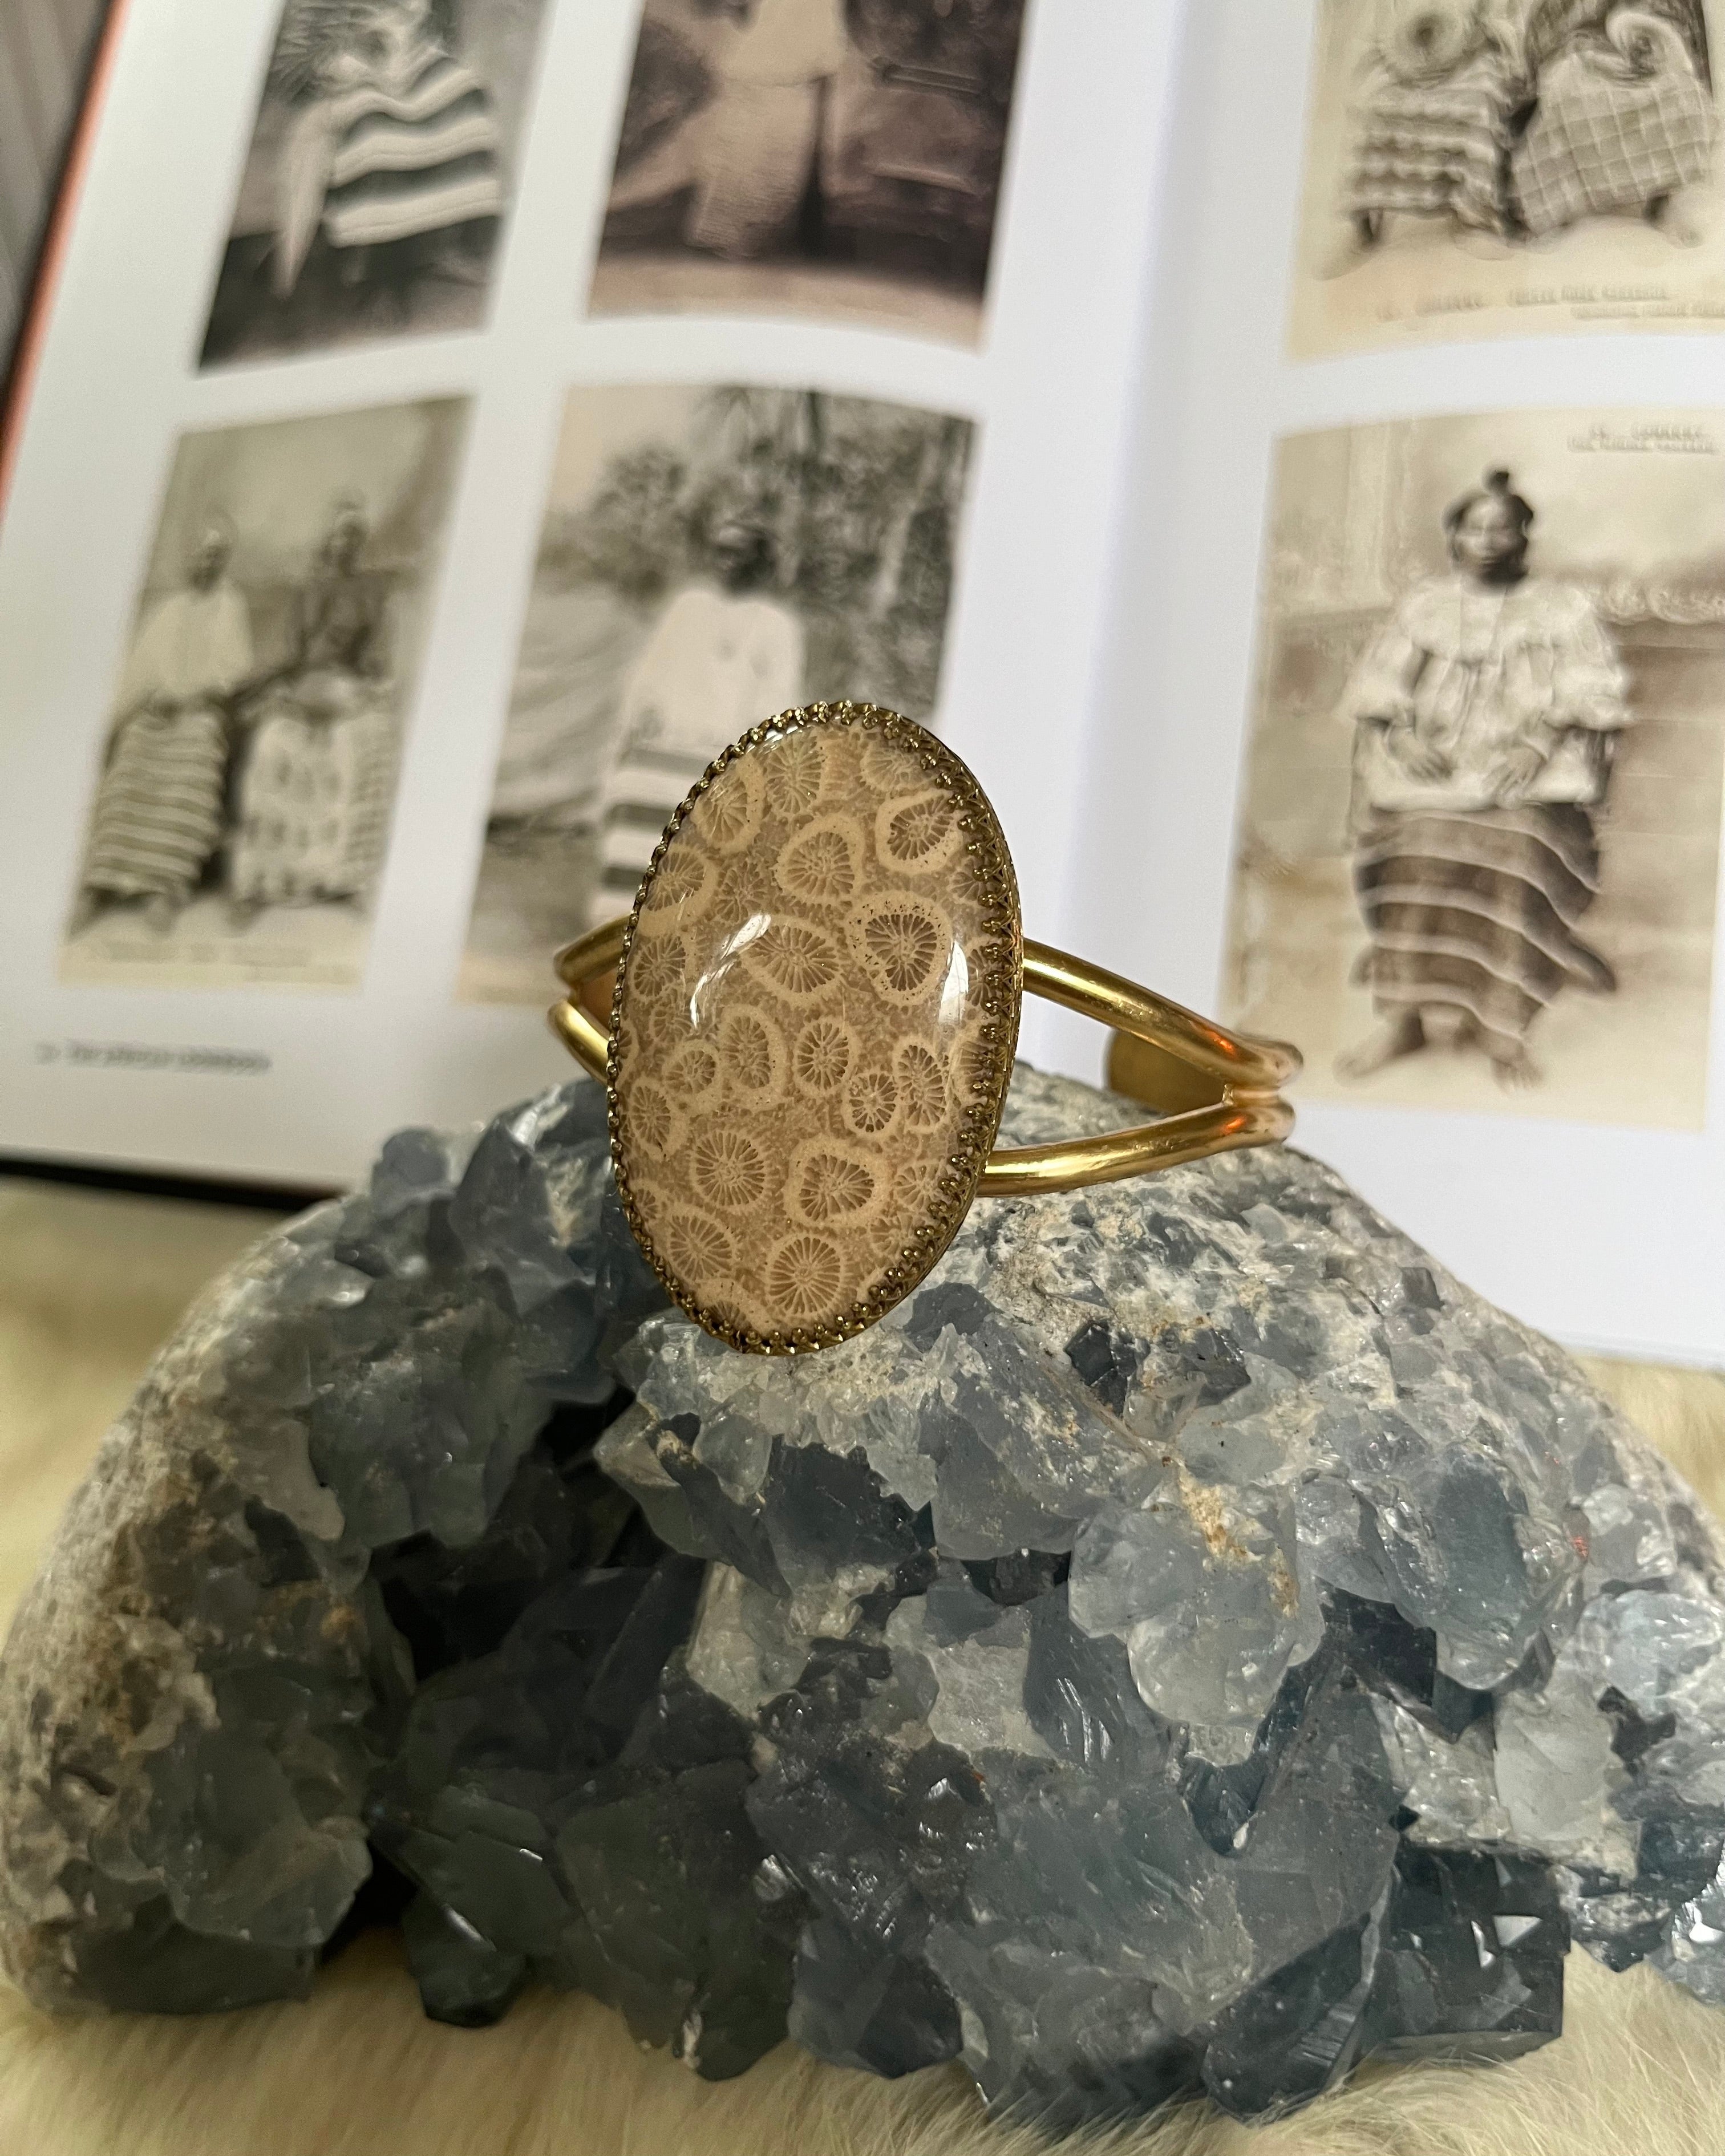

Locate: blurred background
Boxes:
[1,0,108,384]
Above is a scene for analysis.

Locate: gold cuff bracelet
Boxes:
[549,702,1299,1354]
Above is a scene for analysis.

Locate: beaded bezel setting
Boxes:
[607,703,1024,1354]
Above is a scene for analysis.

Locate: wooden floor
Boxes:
[1,1169,1724,2155]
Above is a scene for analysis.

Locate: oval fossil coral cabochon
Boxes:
[610,704,1023,1351]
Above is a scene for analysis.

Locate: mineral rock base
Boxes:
[3,1072,1723,2129]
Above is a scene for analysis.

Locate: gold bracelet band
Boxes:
[551,923,1298,1198]
[542,701,1300,1355]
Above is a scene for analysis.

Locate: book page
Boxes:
[1065,0,1725,1363]
[1291,0,1725,359]
[0,0,1185,1187]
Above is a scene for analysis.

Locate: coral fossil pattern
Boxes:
[612,708,1019,1348]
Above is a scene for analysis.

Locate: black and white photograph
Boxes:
[460,381,976,1000]
[1225,410,1724,1127]
[1291,0,1725,358]
[589,0,1029,346]
[199,0,550,368]
[60,398,468,990]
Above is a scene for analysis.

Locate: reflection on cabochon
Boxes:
[612,706,1022,1351]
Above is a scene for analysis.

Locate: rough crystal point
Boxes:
[613,707,1019,1351]
[4,1069,1725,2133]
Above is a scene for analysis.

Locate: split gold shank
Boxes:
[548,918,622,1075]
[550,921,1299,1198]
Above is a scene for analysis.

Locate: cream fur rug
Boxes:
[3,1176,1724,2156]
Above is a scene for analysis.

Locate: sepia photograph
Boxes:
[1225,409,1725,1128]
[61,398,468,991]
[199,0,550,368]
[1290,0,1725,358]
[459,381,976,1001]
[588,0,1029,346]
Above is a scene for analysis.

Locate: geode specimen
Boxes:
[3,1071,1724,2130]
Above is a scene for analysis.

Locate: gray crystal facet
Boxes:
[4,1067,1725,2130]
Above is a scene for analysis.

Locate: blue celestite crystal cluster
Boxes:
[2,1069,1723,2128]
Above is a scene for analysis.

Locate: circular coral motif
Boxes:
[635,843,714,934]
[762,1230,847,1322]
[860,730,916,795]
[894,1038,949,1133]
[764,728,829,820]
[659,1206,737,1284]
[775,812,864,908]
[718,1006,787,1103]
[876,789,964,877]
[707,859,778,950]
[627,931,689,1016]
[690,1125,772,1214]
[785,1137,888,1230]
[842,1062,900,1140]
[662,1036,723,1112]
[893,1155,948,1218]
[612,707,1022,1349]
[791,1012,855,1097]
[622,1076,685,1166]
[849,891,952,1008]
[687,753,765,856]
[745,915,843,1006]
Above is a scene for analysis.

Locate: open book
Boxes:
[1,0,1722,1365]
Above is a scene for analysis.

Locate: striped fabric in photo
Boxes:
[83,707,228,901]
[1353,804,1611,1053]
[592,740,720,926]
[320,50,505,253]
[1347,48,1519,230]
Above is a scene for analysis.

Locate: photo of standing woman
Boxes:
[590,0,1031,345]
[1337,468,1632,1090]
[585,511,807,928]
[200,0,550,366]
[1226,410,1725,1129]
[460,382,976,1000]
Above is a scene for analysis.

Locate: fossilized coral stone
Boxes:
[612,706,1021,1351]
